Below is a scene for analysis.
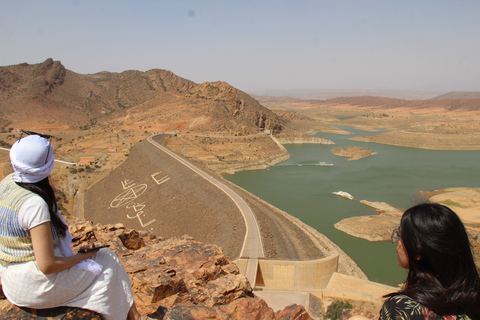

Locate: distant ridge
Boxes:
[249,89,444,100]
[255,94,480,113]
[315,96,480,112]
[432,91,480,100]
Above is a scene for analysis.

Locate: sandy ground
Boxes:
[428,188,480,225]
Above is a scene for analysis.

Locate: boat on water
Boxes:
[332,191,355,200]
[318,162,334,166]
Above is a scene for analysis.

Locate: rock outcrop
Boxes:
[0,220,315,319]
[275,304,314,320]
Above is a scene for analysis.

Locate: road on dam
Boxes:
[147,134,264,283]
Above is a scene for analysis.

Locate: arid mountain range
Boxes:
[0,58,284,135]
[1,58,479,147]
[250,89,446,100]
[1,58,480,210]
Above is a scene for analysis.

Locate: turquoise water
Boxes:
[224,127,480,285]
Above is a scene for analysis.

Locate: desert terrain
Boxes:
[1,59,479,273]
[258,95,480,150]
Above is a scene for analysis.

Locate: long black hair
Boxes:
[16,177,68,237]
[394,203,480,317]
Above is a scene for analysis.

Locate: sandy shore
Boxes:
[334,188,480,263]
[331,146,377,161]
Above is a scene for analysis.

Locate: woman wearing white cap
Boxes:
[0,131,144,320]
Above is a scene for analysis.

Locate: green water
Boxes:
[224,126,480,285]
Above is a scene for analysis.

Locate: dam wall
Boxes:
[236,256,395,316]
[236,253,339,290]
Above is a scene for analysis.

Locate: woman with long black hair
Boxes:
[352,203,480,319]
[0,132,144,320]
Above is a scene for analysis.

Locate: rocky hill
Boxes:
[0,59,284,136]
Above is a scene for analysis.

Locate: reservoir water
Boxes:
[224,126,480,285]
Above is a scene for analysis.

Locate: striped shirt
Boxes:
[0,174,57,265]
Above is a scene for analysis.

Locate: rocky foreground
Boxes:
[0,220,318,319]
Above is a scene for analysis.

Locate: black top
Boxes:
[379,294,470,320]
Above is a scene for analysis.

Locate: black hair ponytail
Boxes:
[388,203,480,317]
[16,177,67,237]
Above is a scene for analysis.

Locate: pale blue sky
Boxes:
[1,0,479,93]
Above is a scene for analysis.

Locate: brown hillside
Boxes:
[0,59,284,135]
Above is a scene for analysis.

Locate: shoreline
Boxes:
[349,131,480,151]
[334,188,480,246]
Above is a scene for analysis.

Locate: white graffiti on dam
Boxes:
[110,178,161,228]
[110,181,147,208]
[125,201,156,228]
[151,171,170,185]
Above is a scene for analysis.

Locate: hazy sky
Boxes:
[1,0,479,93]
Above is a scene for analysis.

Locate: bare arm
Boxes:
[30,221,98,274]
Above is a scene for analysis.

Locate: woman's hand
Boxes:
[30,221,98,274]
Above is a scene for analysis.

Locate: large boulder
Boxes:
[275,304,313,320]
